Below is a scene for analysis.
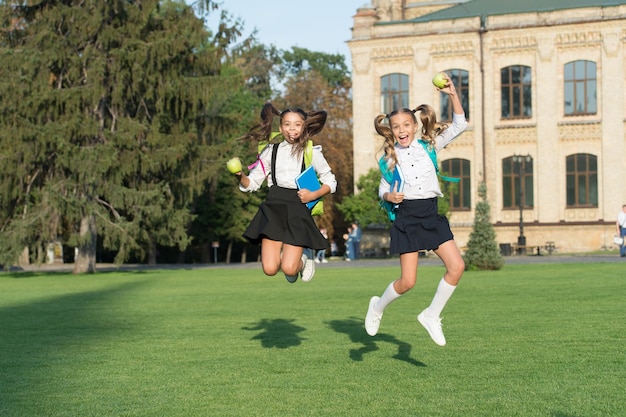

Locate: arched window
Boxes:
[439,69,469,122]
[564,60,597,115]
[381,73,409,115]
[441,159,471,210]
[501,65,532,119]
[566,154,598,207]
[502,156,534,209]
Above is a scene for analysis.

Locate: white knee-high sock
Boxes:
[374,281,401,314]
[426,278,457,318]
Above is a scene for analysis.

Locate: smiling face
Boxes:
[279,111,306,143]
[389,111,418,148]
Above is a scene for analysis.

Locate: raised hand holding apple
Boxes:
[226,157,243,174]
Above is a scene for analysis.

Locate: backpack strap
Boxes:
[248,132,284,175]
[271,142,279,185]
[304,140,313,168]
[300,140,315,172]
[378,157,397,221]
[418,140,460,183]
[378,156,394,183]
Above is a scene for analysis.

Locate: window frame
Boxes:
[502,156,534,209]
[500,65,532,119]
[566,153,598,208]
[441,158,471,211]
[380,73,409,115]
[564,60,597,116]
[439,69,469,122]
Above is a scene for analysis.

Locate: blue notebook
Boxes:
[390,166,404,209]
[295,166,321,210]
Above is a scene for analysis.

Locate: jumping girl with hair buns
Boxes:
[231,102,337,284]
[364,72,468,346]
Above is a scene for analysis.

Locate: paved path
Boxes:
[205,254,624,270]
[9,253,622,273]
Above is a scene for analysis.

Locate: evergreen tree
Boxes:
[191,40,276,264]
[464,182,504,270]
[0,0,245,272]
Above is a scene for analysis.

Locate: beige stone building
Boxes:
[348,0,626,254]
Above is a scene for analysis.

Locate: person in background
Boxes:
[349,222,362,260]
[343,227,353,261]
[316,228,329,263]
[330,239,338,257]
[230,102,337,283]
[364,72,468,346]
[616,204,626,257]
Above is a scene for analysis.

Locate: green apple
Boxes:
[432,72,447,89]
[226,157,242,174]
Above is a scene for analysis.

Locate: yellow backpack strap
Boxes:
[250,132,284,175]
[303,140,323,216]
[257,132,283,154]
[304,140,313,167]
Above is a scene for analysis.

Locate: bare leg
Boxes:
[395,251,419,293]
[260,238,283,276]
[433,240,464,286]
[280,243,305,276]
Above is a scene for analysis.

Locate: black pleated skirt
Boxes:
[243,186,329,250]
[389,197,454,255]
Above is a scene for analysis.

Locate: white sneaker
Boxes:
[300,252,315,282]
[364,296,382,336]
[417,310,446,346]
[321,259,328,263]
[314,258,320,264]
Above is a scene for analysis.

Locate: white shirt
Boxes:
[618,211,626,227]
[241,140,337,193]
[379,112,468,200]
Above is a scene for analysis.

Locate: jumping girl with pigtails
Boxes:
[365,72,468,346]
[228,102,337,284]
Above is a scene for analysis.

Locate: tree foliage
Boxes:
[280,47,350,90]
[0,1,357,268]
[336,168,388,227]
[463,182,504,270]
[188,39,277,263]
[0,0,251,271]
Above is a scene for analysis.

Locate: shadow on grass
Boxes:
[242,318,307,349]
[327,318,426,367]
[3,270,74,279]
[0,279,150,413]
[2,269,156,279]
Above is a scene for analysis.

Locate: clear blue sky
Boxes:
[206,1,365,66]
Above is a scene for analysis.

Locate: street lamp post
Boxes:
[512,155,531,254]
[211,241,220,264]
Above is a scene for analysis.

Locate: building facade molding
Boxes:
[349,0,626,253]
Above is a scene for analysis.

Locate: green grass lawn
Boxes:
[1,262,624,416]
